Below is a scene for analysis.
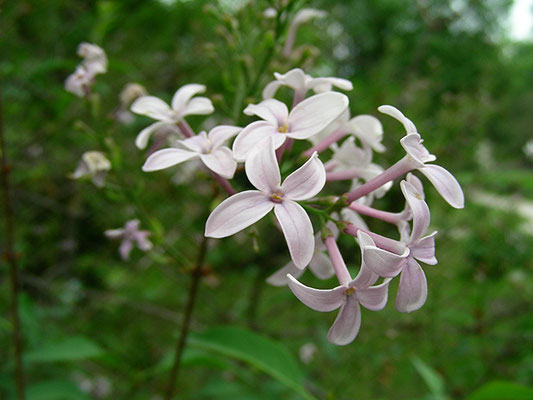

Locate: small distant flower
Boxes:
[105,219,152,261]
[299,343,317,364]
[233,92,348,161]
[65,65,93,97]
[283,9,327,57]
[115,83,147,124]
[71,151,111,187]
[65,43,107,98]
[131,84,215,149]
[206,137,326,268]
[142,125,241,179]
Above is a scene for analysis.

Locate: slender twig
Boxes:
[0,82,26,399]
[164,235,209,400]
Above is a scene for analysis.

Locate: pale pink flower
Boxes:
[131,84,214,149]
[142,126,240,179]
[105,219,152,261]
[71,151,111,188]
[233,92,348,161]
[65,65,93,98]
[77,42,108,74]
[205,138,326,268]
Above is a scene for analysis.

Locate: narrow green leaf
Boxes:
[466,381,533,400]
[26,380,90,400]
[411,356,447,398]
[25,336,104,363]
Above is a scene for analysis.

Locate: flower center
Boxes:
[278,124,289,134]
[270,191,284,203]
[344,287,355,296]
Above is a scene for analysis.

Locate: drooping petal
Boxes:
[266,261,304,286]
[119,239,134,261]
[281,152,326,200]
[142,148,198,172]
[182,97,214,116]
[400,133,436,165]
[400,180,430,242]
[200,147,237,179]
[356,279,390,311]
[232,121,282,161]
[244,99,289,125]
[135,121,170,149]
[362,244,408,278]
[308,251,335,280]
[208,125,241,149]
[274,200,314,269]
[131,96,174,121]
[171,84,206,110]
[204,191,273,238]
[327,295,361,346]
[288,92,349,139]
[419,164,465,209]
[396,257,428,313]
[262,80,282,99]
[287,275,344,312]
[410,231,438,265]
[378,105,417,133]
[244,137,281,193]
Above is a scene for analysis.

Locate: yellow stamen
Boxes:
[278,124,289,133]
[345,287,355,296]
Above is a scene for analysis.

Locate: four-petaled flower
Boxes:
[105,219,153,261]
[205,137,326,268]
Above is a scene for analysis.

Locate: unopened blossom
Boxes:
[288,231,390,345]
[77,42,108,74]
[105,219,152,261]
[233,92,348,161]
[262,68,353,102]
[71,151,111,187]
[361,179,437,313]
[142,125,240,179]
[206,137,326,268]
[131,84,215,149]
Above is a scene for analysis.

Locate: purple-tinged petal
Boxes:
[356,279,391,311]
[274,200,314,269]
[208,125,241,148]
[119,239,134,261]
[131,96,174,121]
[281,152,326,201]
[287,275,344,312]
[288,92,349,139]
[419,164,465,209]
[266,261,304,286]
[142,148,198,172]
[171,84,206,110]
[352,231,380,288]
[400,180,430,242]
[308,251,335,280]
[327,295,361,346]
[363,245,408,278]
[135,121,170,149]
[406,172,425,199]
[200,147,237,179]
[411,231,438,265]
[232,121,282,162]
[396,257,428,313]
[245,138,281,193]
[377,105,417,133]
[244,99,289,125]
[182,97,214,116]
[205,190,273,238]
[400,133,436,165]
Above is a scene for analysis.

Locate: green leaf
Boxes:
[466,381,533,400]
[189,326,315,400]
[411,357,447,399]
[26,380,90,400]
[25,336,104,363]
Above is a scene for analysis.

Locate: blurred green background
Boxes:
[1,0,533,399]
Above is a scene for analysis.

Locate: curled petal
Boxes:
[131,96,174,121]
[205,191,273,238]
[356,279,391,311]
[182,97,214,116]
[245,137,281,192]
[378,105,417,133]
[287,275,344,312]
[200,147,237,179]
[327,295,361,346]
[363,245,408,278]
[135,121,169,149]
[208,125,241,148]
[401,180,430,242]
[396,258,428,313]
[308,251,335,280]
[232,121,282,161]
[262,80,282,99]
[274,69,307,92]
[401,133,436,165]
[419,164,465,209]
[171,84,206,110]
[310,77,353,93]
[274,200,314,269]
[411,231,438,265]
[244,99,289,125]
[266,261,304,286]
[142,148,198,172]
[288,92,349,139]
[281,152,326,201]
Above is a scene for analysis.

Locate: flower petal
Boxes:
[232,121,282,162]
[179,132,209,153]
[400,133,436,165]
[308,251,335,280]
[411,231,438,265]
[419,164,465,209]
[245,137,281,192]
[142,148,198,172]
[171,84,206,110]
[208,125,241,149]
[288,92,349,139]
[262,80,282,99]
[356,279,390,311]
[362,244,408,278]
[244,99,289,125]
[274,200,314,269]
[400,180,430,242]
[396,258,428,313]
[406,172,425,199]
[378,105,417,133]
[104,229,124,239]
[309,77,353,93]
[204,191,273,238]
[327,295,361,346]
[281,152,326,200]
[287,274,344,311]
[200,147,237,179]
[135,121,170,149]
[131,96,174,121]
[352,231,379,288]
[266,261,304,286]
[119,239,134,261]
[182,97,214,116]
[346,115,385,152]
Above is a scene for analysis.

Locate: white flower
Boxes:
[142,125,240,179]
[65,65,93,98]
[205,137,326,268]
[131,84,215,149]
[77,42,108,74]
[71,151,111,187]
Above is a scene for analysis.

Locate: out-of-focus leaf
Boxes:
[148,347,230,376]
[25,336,104,363]
[189,326,315,400]
[26,380,90,400]
[411,356,448,399]
[466,381,533,400]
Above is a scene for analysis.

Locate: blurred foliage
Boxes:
[1,0,533,399]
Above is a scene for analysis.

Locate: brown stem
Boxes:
[0,82,26,398]
[164,235,208,400]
